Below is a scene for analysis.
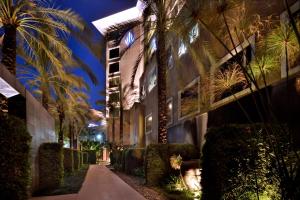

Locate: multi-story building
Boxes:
[95,0,300,147]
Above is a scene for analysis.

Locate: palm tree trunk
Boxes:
[0,94,8,113]
[156,1,168,144]
[69,123,73,148]
[58,109,65,146]
[2,24,17,75]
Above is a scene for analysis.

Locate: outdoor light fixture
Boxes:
[125,31,135,46]
[296,78,300,93]
[0,77,19,98]
[96,134,102,140]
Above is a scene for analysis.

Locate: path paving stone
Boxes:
[31,165,146,200]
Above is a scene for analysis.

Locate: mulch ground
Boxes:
[114,171,168,200]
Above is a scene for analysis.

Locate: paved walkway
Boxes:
[31,165,146,200]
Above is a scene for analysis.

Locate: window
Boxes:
[109,77,120,88]
[189,24,199,43]
[167,98,173,125]
[150,37,157,54]
[109,62,119,74]
[110,107,120,118]
[145,114,152,134]
[213,46,251,102]
[168,48,174,69]
[109,47,119,60]
[125,31,135,46]
[147,66,157,92]
[178,39,187,57]
[109,92,120,102]
[179,78,200,118]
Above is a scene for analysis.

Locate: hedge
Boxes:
[0,114,31,200]
[63,148,74,174]
[82,152,89,164]
[124,148,145,175]
[39,143,63,191]
[145,144,199,186]
[86,150,97,164]
[73,150,80,170]
[201,125,283,200]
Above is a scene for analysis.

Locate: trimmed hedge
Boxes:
[39,143,63,191]
[73,150,80,170]
[0,114,31,200]
[63,148,74,174]
[82,152,89,164]
[124,148,145,175]
[145,144,199,186]
[86,150,97,164]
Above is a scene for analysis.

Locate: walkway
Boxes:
[31,165,146,200]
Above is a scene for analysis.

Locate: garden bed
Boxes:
[34,165,89,196]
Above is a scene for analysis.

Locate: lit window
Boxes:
[189,24,199,43]
[150,37,157,54]
[179,78,200,118]
[125,31,135,46]
[178,39,187,57]
[145,114,152,134]
[108,77,120,88]
[147,66,157,92]
[167,98,173,125]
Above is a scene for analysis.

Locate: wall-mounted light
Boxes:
[0,77,19,98]
[296,78,300,93]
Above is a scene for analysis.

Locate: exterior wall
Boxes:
[26,92,56,192]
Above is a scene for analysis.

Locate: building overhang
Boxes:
[92,0,145,36]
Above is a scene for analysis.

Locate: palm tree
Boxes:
[0,0,84,75]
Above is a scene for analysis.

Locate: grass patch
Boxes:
[34,165,89,196]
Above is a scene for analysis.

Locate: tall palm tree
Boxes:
[0,0,84,75]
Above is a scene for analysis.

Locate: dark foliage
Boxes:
[145,144,199,186]
[73,150,80,170]
[124,148,145,176]
[86,150,97,164]
[39,143,63,191]
[63,148,74,174]
[0,114,31,200]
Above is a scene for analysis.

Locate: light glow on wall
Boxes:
[125,31,135,46]
[0,77,19,98]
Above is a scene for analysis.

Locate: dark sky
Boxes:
[57,0,136,110]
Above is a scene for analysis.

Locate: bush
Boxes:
[86,150,97,164]
[145,144,199,186]
[201,125,281,200]
[0,114,31,200]
[39,143,63,191]
[63,148,74,174]
[124,148,145,175]
[82,152,89,164]
[73,150,80,170]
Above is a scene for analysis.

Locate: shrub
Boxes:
[63,148,74,174]
[86,150,97,164]
[145,144,199,186]
[124,148,145,175]
[73,150,80,170]
[82,152,89,164]
[201,125,281,200]
[0,114,31,200]
[39,143,63,191]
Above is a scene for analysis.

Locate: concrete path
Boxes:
[31,165,146,200]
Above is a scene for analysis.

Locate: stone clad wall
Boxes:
[26,92,56,192]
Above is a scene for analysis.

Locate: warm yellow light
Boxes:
[168,102,172,109]
[184,169,201,191]
[296,78,300,93]
[148,116,152,121]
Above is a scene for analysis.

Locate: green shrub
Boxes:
[201,125,281,200]
[63,148,74,174]
[145,144,199,186]
[86,150,97,164]
[0,114,31,200]
[39,143,63,191]
[82,152,89,164]
[73,150,80,170]
[124,148,145,175]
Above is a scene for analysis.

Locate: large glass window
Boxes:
[178,39,187,57]
[148,66,157,92]
[109,47,119,60]
[167,98,173,125]
[179,79,200,118]
[108,77,120,88]
[145,114,152,134]
[109,62,119,74]
[189,24,199,43]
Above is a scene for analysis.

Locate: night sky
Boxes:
[56,0,136,110]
